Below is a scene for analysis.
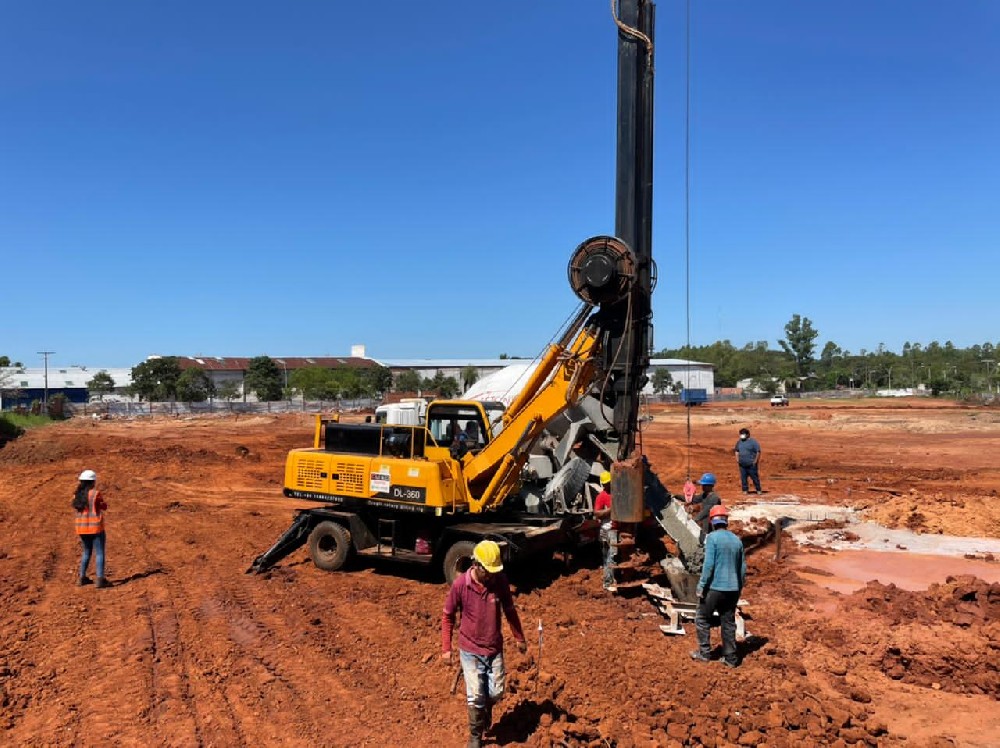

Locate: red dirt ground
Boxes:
[1,398,999,747]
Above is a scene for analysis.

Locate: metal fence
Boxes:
[646,388,932,404]
[70,398,379,418]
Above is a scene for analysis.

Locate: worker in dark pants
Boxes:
[442,540,527,748]
[692,472,723,541]
[734,427,762,494]
[73,469,110,588]
[690,505,746,668]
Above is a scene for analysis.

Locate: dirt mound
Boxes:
[857,491,1000,538]
[846,575,1000,627]
[843,577,1000,697]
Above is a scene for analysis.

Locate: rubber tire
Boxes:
[443,540,477,586]
[307,521,352,572]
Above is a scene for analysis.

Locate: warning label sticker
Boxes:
[370,471,391,494]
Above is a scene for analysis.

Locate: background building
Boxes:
[646,358,715,394]
[0,366,134,408]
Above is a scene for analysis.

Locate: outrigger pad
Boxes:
[246,512,314,574]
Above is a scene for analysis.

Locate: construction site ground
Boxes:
[2,397,998,747]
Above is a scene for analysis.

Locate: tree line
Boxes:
[125,356,395,403]
[654,314,1000,396]
[2,354,482,405]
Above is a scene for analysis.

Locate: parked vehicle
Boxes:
[680,388,707,406]
[373,398,427,426]
[770,394,789,407]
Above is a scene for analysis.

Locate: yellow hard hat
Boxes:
[600,471,612,486]
[472,540,503,573]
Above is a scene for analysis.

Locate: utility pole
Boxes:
[37,350,55,410]
[982,359,995,394]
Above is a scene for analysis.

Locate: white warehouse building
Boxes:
[378,357,715,397]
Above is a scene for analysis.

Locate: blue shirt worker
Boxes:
[733,427,762,494]
[690,505,747,668]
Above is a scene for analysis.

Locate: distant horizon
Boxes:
[4,332,997,374]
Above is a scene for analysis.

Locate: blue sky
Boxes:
[2,1,997,369]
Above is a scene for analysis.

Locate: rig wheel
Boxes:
[443,540,476,585]
[307,521,352,572]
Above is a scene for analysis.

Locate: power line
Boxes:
[37,351,55,409]
[683,0,692,480]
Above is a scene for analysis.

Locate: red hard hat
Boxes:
[708,504,730,519]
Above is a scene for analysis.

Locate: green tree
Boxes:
[749,374,779,395]
[87,371,116,401]
[395,369,423,393]
[651,368,673,395]
[426,372,460,398]
[0,356,9,367]
[244,356,283,401]
[361,365,393,397]
[0,415,24,441]
[216,380,241,408]
[779,314,819,379]
[176,368,215,403]
[461,365,479,392]
[289,367,339,400]
[129,357,182,401]
[47,393,70,420]
[330,368,363,399]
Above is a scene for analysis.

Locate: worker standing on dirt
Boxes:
[691,505,746,668]
[73,469,109,589]
[593,471,616,591]
[692,473,723,540]
[442,540,527,748]
[733,427,762,494]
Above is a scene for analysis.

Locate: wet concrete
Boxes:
[790,550,1000,594]
[732,499,1000,557]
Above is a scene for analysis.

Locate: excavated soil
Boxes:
[1,399,999,747]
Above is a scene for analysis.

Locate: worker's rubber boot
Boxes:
[480,701,494,740]
[95,577,109,589]
[466,705,485,748]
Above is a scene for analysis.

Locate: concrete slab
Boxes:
[731,499,1000,557]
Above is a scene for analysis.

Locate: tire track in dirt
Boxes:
[0,502,161,744]
[268,570,455,739]
[642,438,688,484]
[133,587,208,744]
[234,564,460,745]
[214,572,374,742]
[0,470,94,742]
[110,504,253,747]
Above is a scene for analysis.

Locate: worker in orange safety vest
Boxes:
[73,469,109,588]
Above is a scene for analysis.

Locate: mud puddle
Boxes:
[790,550,1000,593]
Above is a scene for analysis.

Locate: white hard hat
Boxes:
[78,469,97,481]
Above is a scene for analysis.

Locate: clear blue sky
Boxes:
[2,1,997,369]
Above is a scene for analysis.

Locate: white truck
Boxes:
[373,398,428,425]
[770,394,789,407]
